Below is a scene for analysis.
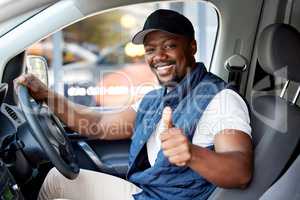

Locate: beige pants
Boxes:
[38,168,141,200]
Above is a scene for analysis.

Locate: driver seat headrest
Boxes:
[258,23,300,82]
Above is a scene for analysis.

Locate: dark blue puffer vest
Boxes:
[127,63,230,200]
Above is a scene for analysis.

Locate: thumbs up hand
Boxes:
[160,107,192,167]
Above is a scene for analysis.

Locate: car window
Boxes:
[26,1,218,108]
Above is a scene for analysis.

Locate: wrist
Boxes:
[187,144,204,167]
[186,143,195,166]
[44,89,54,103]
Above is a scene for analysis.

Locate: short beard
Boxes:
[158,65,194,88]
[157,73,181,87]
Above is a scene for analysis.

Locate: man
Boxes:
[16,9,252,200]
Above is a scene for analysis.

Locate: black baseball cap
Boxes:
[132,9,195,44]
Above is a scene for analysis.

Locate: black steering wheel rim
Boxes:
[18,85,79,179]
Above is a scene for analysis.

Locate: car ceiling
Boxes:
[0,0,59,23]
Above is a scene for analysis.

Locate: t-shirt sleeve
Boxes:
[192,89,251,147]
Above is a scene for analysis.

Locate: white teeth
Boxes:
[157,65,173,70]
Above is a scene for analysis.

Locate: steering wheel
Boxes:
[17,85,79,179]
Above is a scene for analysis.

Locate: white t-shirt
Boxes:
[132,89,251,166]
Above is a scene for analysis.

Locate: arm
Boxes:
[160,107,253,188]
[188,130,253,188]
[15,74,136,140]
[161,129,253,188]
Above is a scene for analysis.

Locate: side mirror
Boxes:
[26,55,49,87]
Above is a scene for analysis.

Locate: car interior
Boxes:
[0,0,300,199]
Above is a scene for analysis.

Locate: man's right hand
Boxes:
[14,74,50,102]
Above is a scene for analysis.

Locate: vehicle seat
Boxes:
[208,23,300,200]
[259,152,300,200]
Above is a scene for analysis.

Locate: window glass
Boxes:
[26,1,218,108]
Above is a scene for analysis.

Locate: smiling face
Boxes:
[143,31,197,87]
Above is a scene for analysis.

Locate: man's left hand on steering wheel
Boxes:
[15,74,79,180]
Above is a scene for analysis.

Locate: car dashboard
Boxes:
[0,84,25,200]
[0,160,22,200]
